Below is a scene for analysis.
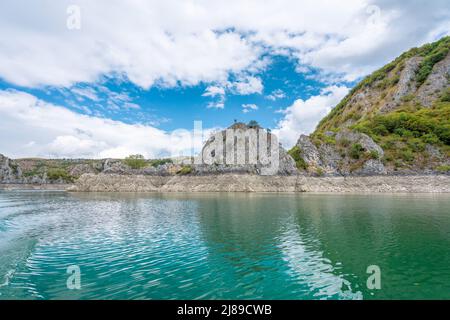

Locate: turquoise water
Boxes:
[0,191,450,300]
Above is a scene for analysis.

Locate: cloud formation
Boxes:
[0,0,448,89]
[202,76,263,108]
[242,104,258,113]
[266,89,286,101]
[0,90,214,159]
[274,86,350,148]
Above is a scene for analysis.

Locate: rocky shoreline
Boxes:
[0,183,72,191]
[2,174,449,193]
[61,173,450,193]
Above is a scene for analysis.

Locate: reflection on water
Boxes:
[0,191,450,299]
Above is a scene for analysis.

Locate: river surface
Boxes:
[0,191,450,300]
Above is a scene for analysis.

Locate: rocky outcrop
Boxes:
[70,173,450,193]
[382,56,422,112]
[69,164,97,176]
[295,130,386,176]
[383,52,450,110]
[0,154,22,183]
[335,130,384,156]
[194,122,298,175]
[416,52,450,107]
[296,135,321,165]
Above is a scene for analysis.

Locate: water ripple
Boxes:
[1,192,450,299]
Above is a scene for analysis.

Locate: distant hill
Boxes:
[291,37,450,175]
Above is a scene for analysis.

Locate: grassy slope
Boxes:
[316,36,450,133]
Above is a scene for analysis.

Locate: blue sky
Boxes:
[0,55,331,131]
[0,0,449,158]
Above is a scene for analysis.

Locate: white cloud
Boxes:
[242,103,258,113]
[202,76,263,109]
[122,102,140,110]
[71,87,100,102]
[229,76,263,95]
[266,89,286,101]
[202,86,226,97]
[69,85,142,113]
[273,86,349,148]
[106,91,140,111]
[0,1,447,89]
[204,86,226,109]
[206,100,225,109]
[0,90,214,158]
[0,3,260,88]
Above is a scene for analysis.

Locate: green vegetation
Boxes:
[23,169,41,177]
[352,102,450,167]
[416,38,450,85]
[288,146,308,170]
[369,150,380,160]
[311,132,336,147]
[47,168,74,183]
[353,102,450,145]
[441,88,450,102]
[177,165,193,175]
[149,158,173,167]
[315,168,324,176]
[124,154,147,169]
[350,143,365,160]
[19,158,84,181]
[9,162,19,175]
[436,165,450,173]
[247,120,260,128]
[316,36,450,133]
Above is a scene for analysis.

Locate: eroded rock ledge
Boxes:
[69,173,450,193]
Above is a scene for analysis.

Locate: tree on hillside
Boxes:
[248,120,259,128]
[124,154,147,169]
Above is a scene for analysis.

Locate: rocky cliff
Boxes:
[291,36,450,176]
[0,154,22,183]
[194,122,297,175]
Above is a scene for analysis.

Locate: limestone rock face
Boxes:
[352,159,387,176]
[335,130,384,157]
[102,159,130,174]
[278,147,298,175]
[296,135,321,166]
[194,123,298,175]
[382,56,422,112]
[70,164,97,176]
[70,173,450,193]
[416,52,450,107]
[294,130,386,176]
[0,154,21,183]
[102,159,183,176]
